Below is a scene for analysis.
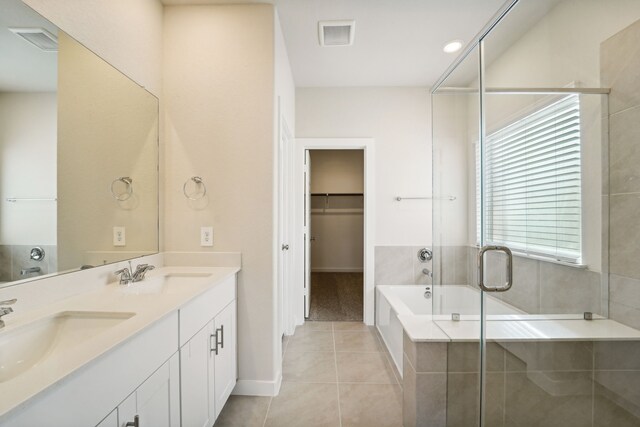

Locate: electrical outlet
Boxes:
[201,226,213,247]
[113,226,126,246]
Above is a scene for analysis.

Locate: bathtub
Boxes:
[376,285,523,376]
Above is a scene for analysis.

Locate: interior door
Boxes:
[304,149,311,319]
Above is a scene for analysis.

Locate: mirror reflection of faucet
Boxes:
[20,267,41,276]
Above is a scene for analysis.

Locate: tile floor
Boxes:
[214,321,403,427]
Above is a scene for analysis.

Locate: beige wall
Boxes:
[57,32,159,270]
[297,87,431,246]
[22,0,163,96]
[0,92,57,245]
[310,150,364,272]
[163,4,279,386]
[310,150,364,194]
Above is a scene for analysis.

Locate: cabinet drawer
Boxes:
[179,275,236,346]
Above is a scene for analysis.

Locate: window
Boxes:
[477,95,582,263]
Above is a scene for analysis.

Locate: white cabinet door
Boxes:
[118,353,180,427]
[180,322,215,427]
[96,410,117,427]
[214,302,237,418]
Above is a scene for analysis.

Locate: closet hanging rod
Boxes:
[310,192,363,196]
[395,196,456,202]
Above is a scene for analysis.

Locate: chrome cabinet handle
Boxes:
[477,245,513,292]
[210,332,218,355]
[218,325,224,349]
[125,415,139,427]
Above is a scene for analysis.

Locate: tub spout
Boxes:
[422,268,433,278]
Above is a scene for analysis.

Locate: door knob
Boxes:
[282,244,289,251]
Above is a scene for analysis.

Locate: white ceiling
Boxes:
[162,0,508,87]
[0,0,58,92]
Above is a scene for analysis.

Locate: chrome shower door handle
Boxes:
[477,245,513,292]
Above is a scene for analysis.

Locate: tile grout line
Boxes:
[261,396,274,427]
[332,322,343,427]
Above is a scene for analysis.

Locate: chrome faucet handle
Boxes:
[134,264,149,273]
[0,298,17,306]
[114,267,133,285]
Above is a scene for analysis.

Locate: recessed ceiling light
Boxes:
[443,40,463,54]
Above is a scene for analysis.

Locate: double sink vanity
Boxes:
[0,254,240,427]
[0,3,241,426]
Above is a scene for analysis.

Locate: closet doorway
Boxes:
[294,138,374,328]
[306,149,364,321]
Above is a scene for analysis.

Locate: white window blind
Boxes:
[479,95,582,263]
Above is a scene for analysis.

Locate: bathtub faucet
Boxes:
[422,268,433,278]
[20,266,41,276]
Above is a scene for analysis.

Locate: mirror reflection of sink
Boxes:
[0,311,134,383]
[119,272,213,295]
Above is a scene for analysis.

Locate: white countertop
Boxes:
[0,266,239,419]
[399,314,640,343]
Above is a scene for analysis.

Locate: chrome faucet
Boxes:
[115,261,155,285]
[0,298,16,328]
[422,268,433,278]
[20,266,41,276]
[132,264,155,282]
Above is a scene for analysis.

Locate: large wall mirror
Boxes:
[0,0,159,288]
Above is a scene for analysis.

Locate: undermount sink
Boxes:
[0,311,134,383]
[118,272,213,295]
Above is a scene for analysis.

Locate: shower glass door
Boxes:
[434,0,640,425]
[479,0,636,426]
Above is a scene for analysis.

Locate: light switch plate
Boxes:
[113,226,126,246]
[201,226,213,247]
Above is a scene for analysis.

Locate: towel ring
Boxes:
[183,176,207,200]
[111,177,133,201]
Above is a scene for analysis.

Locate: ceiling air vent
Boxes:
[9,28,58,52]
[318,20,355,47]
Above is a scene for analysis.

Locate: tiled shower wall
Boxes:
[404,336,640,427]
[374,246,432,286]
[376,245,603,315]
[602,18,640,330]
[0,245,57,282]
[436,246,602,315]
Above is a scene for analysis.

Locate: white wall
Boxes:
[22,0,163,96]
[164,4,284,392]
[296,87,431,246]
[0,92,56,245]
[310,150,364,272]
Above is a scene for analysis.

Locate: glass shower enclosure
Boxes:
[432,0,640,425]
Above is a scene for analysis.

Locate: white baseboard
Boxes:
[232,374,282,396]
[310,267,364,273]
